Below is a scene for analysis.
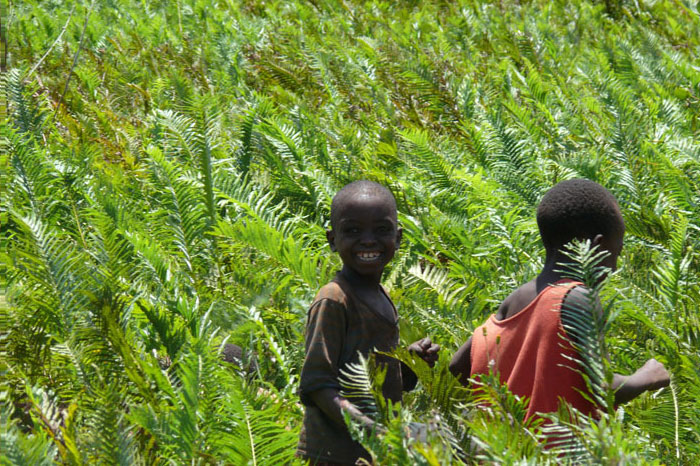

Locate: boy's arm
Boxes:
[448,337,472,385]
[402,337,440,391]
[611,358,670,405]
[309,388,377,431]
[401,362,418,391]
[561,287,670,405]
[300,297,384,434]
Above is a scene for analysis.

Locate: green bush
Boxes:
[2,0,699,463]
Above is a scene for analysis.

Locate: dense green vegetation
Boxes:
[2,0,700,463]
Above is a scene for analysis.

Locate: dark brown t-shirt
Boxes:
[297,273,403,465]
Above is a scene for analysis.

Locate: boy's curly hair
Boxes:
[537,179,624,252]
[330,180,397,228]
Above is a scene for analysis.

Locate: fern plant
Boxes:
[3,0,700,463]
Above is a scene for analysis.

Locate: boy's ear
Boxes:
[326,229,337,252]
[592,233,604,249]
[395,227,403,248]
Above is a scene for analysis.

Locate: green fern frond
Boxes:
[556,240,616,411]
[9,213,92,337]
[147,145,212,276]
[6,132,57,217]
[406,262,469,311]
[339,354,379,418]
[5,70,49,137]
[0,393,57,465]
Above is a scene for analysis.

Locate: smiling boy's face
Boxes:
[326,192,402,281]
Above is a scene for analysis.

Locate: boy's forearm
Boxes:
[612,358,670,405]
[612,373,647,405]
[309,388,376,431]
[448,338,472,385]
[402,337,440,391]
[401,361,418,391]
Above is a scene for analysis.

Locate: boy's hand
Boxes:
[636,358,670,391]
[408,337,440,367]
[613,358,670,404]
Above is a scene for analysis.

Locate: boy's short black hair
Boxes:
[537,179,623,251]
[330,180,397,228]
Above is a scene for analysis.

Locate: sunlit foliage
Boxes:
[2,0,699,463]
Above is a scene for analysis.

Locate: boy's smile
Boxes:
[326,193,402,282]
[357,251,381,261]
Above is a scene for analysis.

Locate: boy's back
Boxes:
[450,179,669,419]
[469,278,596,419]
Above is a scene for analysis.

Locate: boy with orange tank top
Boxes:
[449,179,670,421]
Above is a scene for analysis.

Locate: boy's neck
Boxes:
[538,251,572,285]
[339,266,383,290]
[537,266,565,287]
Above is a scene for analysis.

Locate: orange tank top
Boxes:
[470,280,597,420]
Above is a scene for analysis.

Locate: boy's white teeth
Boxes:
[357,252,380,260]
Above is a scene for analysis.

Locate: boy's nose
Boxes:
[359,232,377,245]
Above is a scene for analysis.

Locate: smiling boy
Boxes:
[297,180,439,465]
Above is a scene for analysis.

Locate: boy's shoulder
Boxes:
[496,280,538,320]
[312,275,390,313]
[313,277,350,308]
[497,279,585,320]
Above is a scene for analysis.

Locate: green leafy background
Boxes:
[1,0,699,463]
